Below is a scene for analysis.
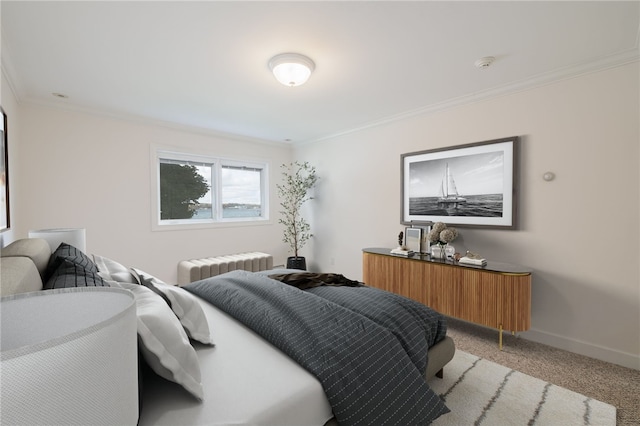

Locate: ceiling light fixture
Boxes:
[269,53,315,87]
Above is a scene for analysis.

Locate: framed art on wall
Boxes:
[0,107,9,232]
[401,136,519,229]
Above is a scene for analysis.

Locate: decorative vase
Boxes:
[430,245,444,260]
[286,256,307,270]
[445,244,455,260]
[430,244,455,260]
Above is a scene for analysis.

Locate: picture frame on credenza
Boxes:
[405,225,431,254]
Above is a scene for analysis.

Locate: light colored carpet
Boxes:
[428,350,616,425]
[446,318,640,425]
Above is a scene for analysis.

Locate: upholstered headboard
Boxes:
[0,238,51,296]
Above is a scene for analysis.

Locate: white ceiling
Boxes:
[2,1,639,144]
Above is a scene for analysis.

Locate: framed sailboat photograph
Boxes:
[401,136,519,229]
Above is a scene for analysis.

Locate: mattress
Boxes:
[138,294,333,426]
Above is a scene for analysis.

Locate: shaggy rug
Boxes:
[428,350,616,425]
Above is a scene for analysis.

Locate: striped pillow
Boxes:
[131,268,214,345]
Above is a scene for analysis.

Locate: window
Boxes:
[154,149,269,228]
[221,164,264,219]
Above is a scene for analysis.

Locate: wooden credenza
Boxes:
[363,248,532,347]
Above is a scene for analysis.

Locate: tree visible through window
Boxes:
[160,162,210,220]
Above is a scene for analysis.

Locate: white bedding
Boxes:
[138,294,334,426]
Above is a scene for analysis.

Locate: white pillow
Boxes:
[115,282,204,401]
[93,254,138,283]
[131,268,214,345]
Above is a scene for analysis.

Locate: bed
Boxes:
[0,238,455,425]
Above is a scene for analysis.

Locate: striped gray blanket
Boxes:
[185,270,450,425]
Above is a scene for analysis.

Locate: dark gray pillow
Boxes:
[44,259,108,289]
[45,243,98,281]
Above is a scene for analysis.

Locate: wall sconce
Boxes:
[28,228,86,253]
[269,53,315,87]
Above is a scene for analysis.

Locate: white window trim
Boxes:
[151,146,270,231]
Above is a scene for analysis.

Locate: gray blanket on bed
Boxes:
[185,270,449,425]
[265,271,447,374]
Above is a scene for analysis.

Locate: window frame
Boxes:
[151,147,270,231]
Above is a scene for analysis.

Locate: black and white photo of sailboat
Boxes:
[437,163,467,207]
[408,151,504,218]
[401,137,518,228]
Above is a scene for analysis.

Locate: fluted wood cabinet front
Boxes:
[362,249,531,333]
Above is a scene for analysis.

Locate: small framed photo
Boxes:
[419,224,431,253]
[405,227,422,253]
[405,226,432,253]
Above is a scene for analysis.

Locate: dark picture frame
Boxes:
[401,136,519,229]
[0,107,9,232]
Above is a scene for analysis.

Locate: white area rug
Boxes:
[428,350,616,425]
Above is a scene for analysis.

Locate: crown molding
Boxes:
[1,32,23,105]
[20,97,291,149]
[300,48,640,146]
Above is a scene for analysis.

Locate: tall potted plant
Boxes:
[277,161,318,270]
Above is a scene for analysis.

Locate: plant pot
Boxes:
[286,256,307,270]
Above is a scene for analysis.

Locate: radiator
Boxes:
[178,252,273,285]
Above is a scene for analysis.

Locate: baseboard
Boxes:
[522,328,639,370]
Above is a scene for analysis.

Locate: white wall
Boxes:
[6,99,293,283]
[294,63,640,370]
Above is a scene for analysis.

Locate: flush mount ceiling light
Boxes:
[269,53,315,87]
